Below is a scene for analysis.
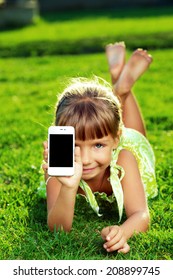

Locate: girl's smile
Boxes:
[83,167,97,174]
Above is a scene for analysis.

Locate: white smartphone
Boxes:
[48,126,75,176]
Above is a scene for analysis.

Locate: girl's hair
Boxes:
[55,77,122,140]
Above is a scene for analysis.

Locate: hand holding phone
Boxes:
[55,146,83,189]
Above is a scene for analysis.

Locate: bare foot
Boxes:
[106,42,126,85]
[115,48,153,96]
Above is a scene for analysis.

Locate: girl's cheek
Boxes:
[99,154,112,163]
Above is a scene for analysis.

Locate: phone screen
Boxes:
[49,134,73,167]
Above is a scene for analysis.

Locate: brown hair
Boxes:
[55,77,122,140]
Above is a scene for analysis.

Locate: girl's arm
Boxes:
[120,149,150,234]
[101,149,149,253]
[46,178,79,232]
[43,144,82,232]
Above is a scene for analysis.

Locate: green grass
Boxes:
[1,7,173,43]
[0,6,172,260]
[0,48,172,260]
[0,7,173,56]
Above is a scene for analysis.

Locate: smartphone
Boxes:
[48,126,75,176]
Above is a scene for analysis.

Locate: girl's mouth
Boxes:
[82,167,96,174]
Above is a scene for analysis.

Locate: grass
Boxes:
[0,6,172,260]
[0,6,173,56]
[0,49,172,260]
[1,7,173,43]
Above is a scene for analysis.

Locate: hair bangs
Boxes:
[75,113,111,141]
[76,100,114,141]
[57,99,114,141]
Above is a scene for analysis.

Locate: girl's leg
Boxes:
[106,47,152,136]
[120,92,146,136]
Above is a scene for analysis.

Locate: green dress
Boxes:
[38,127,158,221]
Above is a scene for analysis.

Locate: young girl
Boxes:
[40,42,157,254]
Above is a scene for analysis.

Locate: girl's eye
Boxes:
[95,143,104,149]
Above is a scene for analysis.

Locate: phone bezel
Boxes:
[48,126,75,176]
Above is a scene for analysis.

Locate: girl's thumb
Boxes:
[75,146,82,163]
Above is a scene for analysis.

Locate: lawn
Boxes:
[0,6,172,260]
[1,7,173,43]
[0,6,173,56]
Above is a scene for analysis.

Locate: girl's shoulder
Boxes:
[114,126,158,199]
[117,127,155,165]
[121,127,148,144]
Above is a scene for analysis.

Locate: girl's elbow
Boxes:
[142,211,150,232]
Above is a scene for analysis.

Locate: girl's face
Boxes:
[75,134,118,181]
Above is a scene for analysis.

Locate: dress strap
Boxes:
[79,180,102,216]
[110,150,125,221]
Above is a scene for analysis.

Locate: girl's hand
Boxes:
[42,141,82,189]
[43,141,48,162]
[56,146,82,189]
[42,141,48,174]
[101,225,130,254]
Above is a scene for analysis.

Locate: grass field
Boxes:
[0,7,173,260]
[0,7,173,56]
[1,7,173,43]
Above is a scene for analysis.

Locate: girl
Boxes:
[40,42,157,254]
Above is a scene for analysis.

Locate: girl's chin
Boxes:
[82,173,95,180]
[81,167,104,181]
[81,171,98,181]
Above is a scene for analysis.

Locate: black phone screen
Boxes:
[49,134,73,167]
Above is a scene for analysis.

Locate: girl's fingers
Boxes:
[101,226,111,240]
[102,226,128,253]
[75,146,82,163]
[105,225,120,241]
[104,228,123,248]
[43,141,48,149]
[43,152,48,162]
[118,242,130,254]
[105,238,126,252]
[101,225,119,241]
[43,141,48,162]
[44,150,48,161]
[42,163,48,173]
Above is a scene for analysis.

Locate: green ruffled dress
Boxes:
[38,127,158,221]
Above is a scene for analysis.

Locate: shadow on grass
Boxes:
[41,6,173,23]
[20,193,124,259]
[1,5,173,32]
[1,31,173,58]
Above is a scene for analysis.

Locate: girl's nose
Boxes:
[81,148,92,165]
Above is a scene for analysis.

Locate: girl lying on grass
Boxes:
[39,42,157,254]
